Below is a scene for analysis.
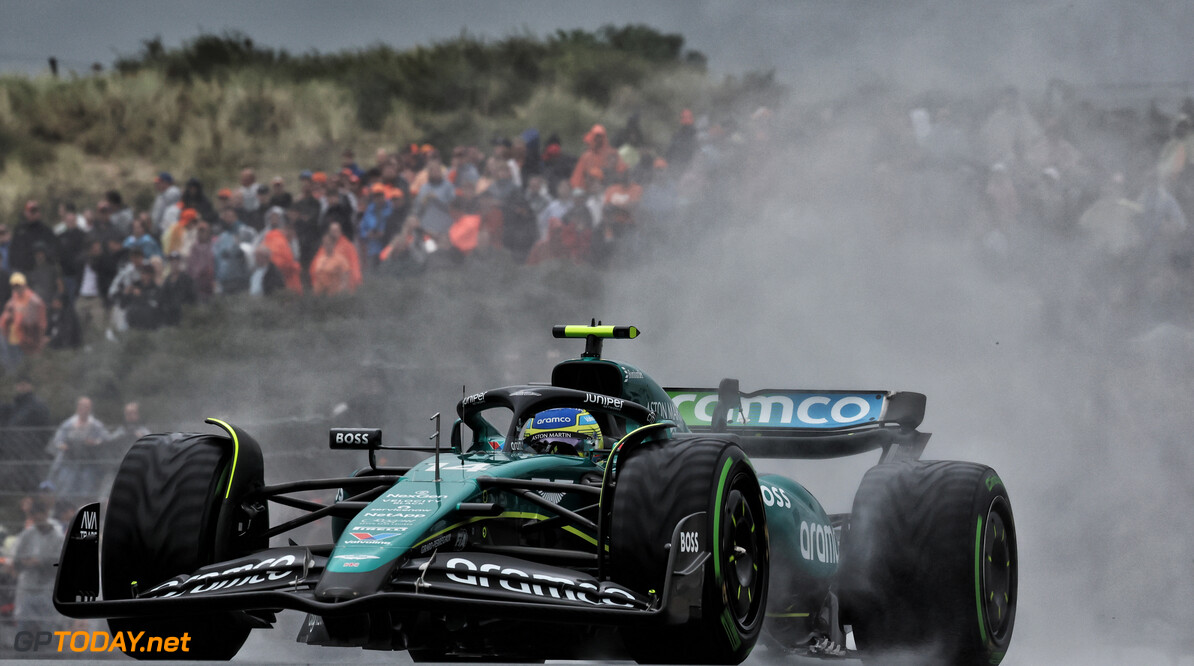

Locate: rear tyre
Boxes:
[610,437,768,664]
[102,434,253,660]
[839,461,1017,665]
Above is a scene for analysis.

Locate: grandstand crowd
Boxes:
[3,83,1193,363]
[0,114,704,360]
[4,79,1194,636]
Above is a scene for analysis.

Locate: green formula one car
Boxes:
[54,324,1017,663]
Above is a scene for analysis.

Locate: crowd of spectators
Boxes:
[0,80,1189,351]
[0,112,711,367]
[0,374,148,637]
[0,83,1184,364]
[855,83,1194,335]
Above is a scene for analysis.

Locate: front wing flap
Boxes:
[54,504,709,626]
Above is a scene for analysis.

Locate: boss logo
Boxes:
[679,531,700,553]
[329,428,381,448]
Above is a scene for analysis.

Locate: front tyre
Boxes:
[610,437,768,664]
[102,433,259,660]
[839,460,1017,665]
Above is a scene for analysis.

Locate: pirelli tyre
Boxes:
[610,436,768,664]
[101,427,267,661]
[839,460,1017,665]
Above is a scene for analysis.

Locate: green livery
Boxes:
[53,323,1017,665]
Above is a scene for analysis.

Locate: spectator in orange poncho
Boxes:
[330,222,361,289]
[162,207,199,258]
[0,272,47,360]
[260,207,303,294]
[310,232,352,295]
[310,222,360,292]
[570,124,625,189]
[448,198,482,256]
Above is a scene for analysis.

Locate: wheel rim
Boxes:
[981,498,1015,641]
[723,484,765,624]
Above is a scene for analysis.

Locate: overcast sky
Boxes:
[5,0,1194,101]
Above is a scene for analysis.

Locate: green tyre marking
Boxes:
[720,609,741,651]
[713,456,737,651]
[974,514,989,646]
[713,457,733,582]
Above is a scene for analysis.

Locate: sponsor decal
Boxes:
[347,526,410,534]
[381,491,448,503]
[331,431,373,446]
[509,389,542,397]
[760,484,792,509]
[680,531,700,554]
[349,532,399,542]
[669,390,886,429]
[647,400,680,422]
[146,553,300,597]
[442,556,637,607]
[530,477,570,504]
[75,509,99,540]
[624,370,644,380]
[799,521,839,564]
[333,554,380,561]
[463,391,487,406]
[418,533,454,554]
[584,393,624,410]
[361,510,422,518]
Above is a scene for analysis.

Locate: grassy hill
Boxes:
[0,26,783,217]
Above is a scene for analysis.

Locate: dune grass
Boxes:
[0,26,783,216]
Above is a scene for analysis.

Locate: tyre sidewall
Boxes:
[841,461,1016,665]
[610,437,768,664]
[703,446,769,660]
[101,434,250,660]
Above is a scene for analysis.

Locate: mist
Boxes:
[49,2,1194,664]
[241,107,1191,665]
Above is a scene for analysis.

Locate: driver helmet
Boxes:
[521,407,602,455]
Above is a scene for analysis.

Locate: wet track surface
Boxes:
[8,609,1194,665]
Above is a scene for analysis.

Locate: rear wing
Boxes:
[664,380,929,461]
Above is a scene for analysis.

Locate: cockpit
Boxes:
[455,386,656,458]
[512,407,611,455]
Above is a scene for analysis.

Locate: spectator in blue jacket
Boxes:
[359,183,393,267]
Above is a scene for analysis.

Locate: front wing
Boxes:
[54,503,709,627]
